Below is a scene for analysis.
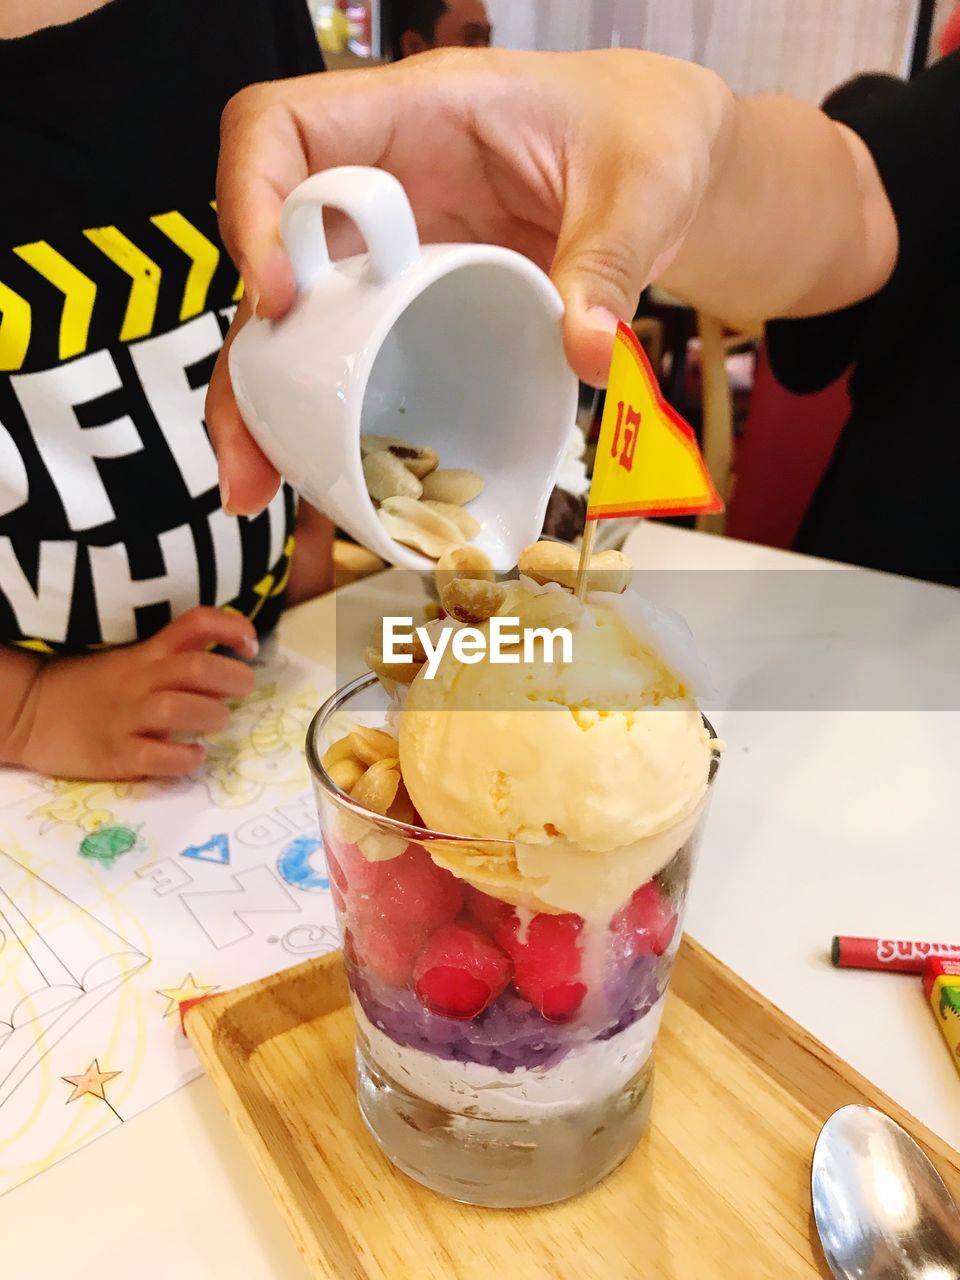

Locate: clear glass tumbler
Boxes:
[308,672,719,1208]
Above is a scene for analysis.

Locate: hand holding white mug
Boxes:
[207,47,895,517]
[206,48,734,514]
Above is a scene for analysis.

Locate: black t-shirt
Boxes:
[0,0,323,653]
[766,52,960,587]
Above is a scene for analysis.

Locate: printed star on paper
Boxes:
[155,973,218,1018]
[62,1059,121,1103]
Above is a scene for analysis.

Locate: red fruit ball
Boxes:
[361,928,425,987]
[462,883,516,936]
[324,836,381,900]
[610,881,678,960]
[413,922,512,1019]
[497,911,586,1023]
[375,845,462,932]
[354,845,462,986]
[539,980,588,1023]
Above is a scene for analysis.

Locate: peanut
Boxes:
[351,759,401,816]
[327,756,366,793]
[321,734,357,771]
[358,777,417,860]
[362,451,423,503]
[365,641,423,685]
[360,434,411,456]
[421,500,481,539]
[378,496,464,559]
[435,545,495,584]
[360,435,438,477]
[518,541,631,593]
[349,725,400,765]
[439,577,506,625]
[420,468,484,505]
[358,828,410,861]
[388,443,439,478]
[372,619,427,665]
[335,808,369,845]
[367,616,428,664]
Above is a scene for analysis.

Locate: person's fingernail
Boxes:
[241,633,259,659]
[238,259,260,318]
[584,305,619,333]
[219,464,236,516]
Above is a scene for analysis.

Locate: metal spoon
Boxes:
[812,1104,960,1280]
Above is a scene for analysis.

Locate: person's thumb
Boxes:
[550,185,661,387]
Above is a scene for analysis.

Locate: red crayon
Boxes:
[831,936,960,974]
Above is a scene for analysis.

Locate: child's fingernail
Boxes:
[241,633,259,659]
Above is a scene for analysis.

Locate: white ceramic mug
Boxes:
[228,167,578,570]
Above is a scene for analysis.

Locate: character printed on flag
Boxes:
[611,401,641,473]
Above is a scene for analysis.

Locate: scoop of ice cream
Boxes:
[398,581,713,883]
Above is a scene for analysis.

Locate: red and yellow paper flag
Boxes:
[586,322,723,521]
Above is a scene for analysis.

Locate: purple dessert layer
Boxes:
[349,951,668,1073]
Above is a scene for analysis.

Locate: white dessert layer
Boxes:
[353,993,666,1123]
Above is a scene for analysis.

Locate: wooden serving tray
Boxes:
[185,939,960,1279]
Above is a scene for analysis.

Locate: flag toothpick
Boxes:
[574,519,597,601]
[578,323,722,562]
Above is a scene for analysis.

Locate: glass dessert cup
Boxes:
[308,673,719,1208]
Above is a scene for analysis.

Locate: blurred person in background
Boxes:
[388,0,490,60]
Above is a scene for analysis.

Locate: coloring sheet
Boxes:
[0,640,338,1195]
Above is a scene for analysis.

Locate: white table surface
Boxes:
[3,524,958,1279]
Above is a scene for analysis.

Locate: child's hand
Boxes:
[16,607,258,781]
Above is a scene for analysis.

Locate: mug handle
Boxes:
[279,166,420,291]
